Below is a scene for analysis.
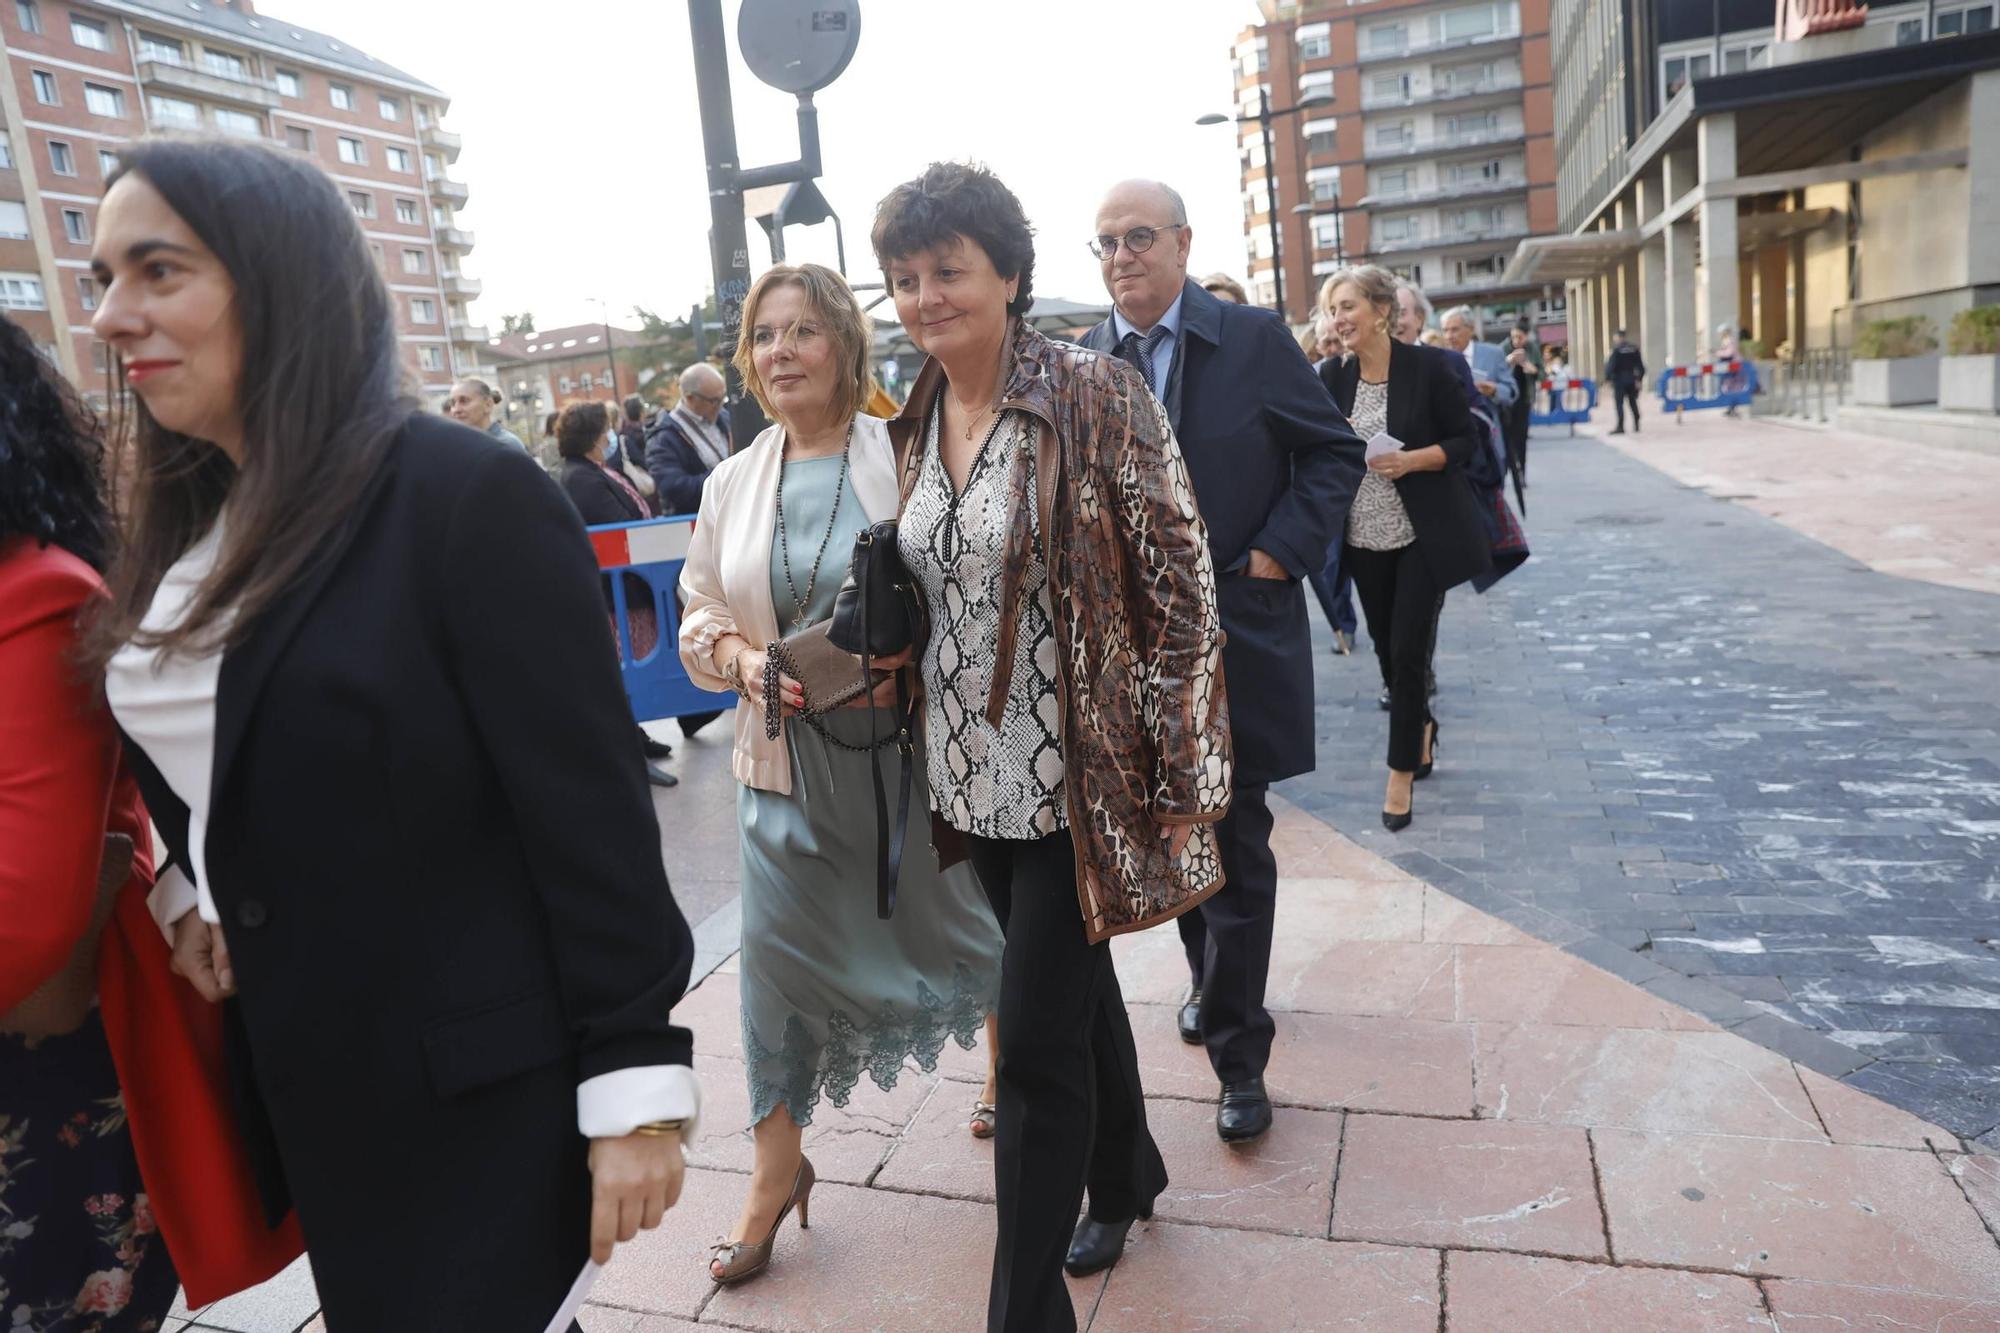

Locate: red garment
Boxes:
[0,537,303,1304]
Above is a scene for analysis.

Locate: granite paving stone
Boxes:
[1763,1280,2000,1331]
[1443,1251,1767,1331]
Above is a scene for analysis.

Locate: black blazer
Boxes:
[120,413,694,1329]
[1079,278,1363,785]
[643,409,728,517]
[561,454,647,526]
[1321,340,1494,592]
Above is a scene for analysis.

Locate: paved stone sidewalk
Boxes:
[169,796,1998,1331]
[1290,420,2000,1144]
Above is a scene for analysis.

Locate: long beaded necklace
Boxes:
[773,417,855,630]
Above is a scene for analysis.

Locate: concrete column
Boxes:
[1696,112,1741,360]
[1634,171,1669,365]
[1662,147,1700,367]
[1969,70,2000,285]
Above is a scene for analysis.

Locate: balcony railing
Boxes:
[441,273,482,300]
[436,226,476,250]
[428,176,470,207]
[1357,176,1529,209]
[1361,72,1524,111]
[1370,223,1529,255]
[1357,26,1522,65]
[137,55,281,110]
[424,125,463,162]
[1363,124,1526,162]
[449,320,491,345]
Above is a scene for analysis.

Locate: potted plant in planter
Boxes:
[1850,317,1940,407]
[1941,306,2000,413]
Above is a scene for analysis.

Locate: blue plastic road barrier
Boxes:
[1530,377,1597,429]
[588,515,738,724]
[1657,361,1756,413]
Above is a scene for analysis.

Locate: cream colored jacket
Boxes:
[676,414,902,795]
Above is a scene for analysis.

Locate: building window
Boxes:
[1373,122,1411,149]
[1442,6,1498,41]
[284,125,312,152]
[1299,70,1334,104]
[1372,72,1411,104]
[48,141,74,175]
[1380,216,1414,242]
[411,297,436,323]
[0,273,47,310]
[90,341,108,374]
[203,50,248,80]
[97,148,117,177]
[137,32,185,63]
[418,345,444,372]
[148,95,200,127]
[76,275,98,310]
[329,82,354,111]
[32,70,58,105]
[401,248,427,274]
[1297,22,1331,61]
[338,136,367,166]
[558,376,573,393]
[347,190,375,218]
[1307,165,1342,204]
[1303,118,1337,155]
[69,16,109,51]
[1662,53,1711,98]
[1376,168,1409,196]
[276,69,302,98]
[0,201,28,240]
[214,108,262,138]
[395,197,419,224]
[432,203,449,226]
[379,95,400,120]
[0,138,11,170]
[16,2,40,35]
[84,84,125,117]
[386,146,412,173]
[1937,4,1997,35]
[425,153,443,180]
[1367,23,1406,54]
[61,208,87,242]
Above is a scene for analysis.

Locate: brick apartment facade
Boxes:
[1230,0,1567,342]
[489,322,659,438]
[0,0,481,402]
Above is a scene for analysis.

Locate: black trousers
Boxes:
[969,828,1165,1333]
[1174,784,1278,1084]
[1345,544,1444,772]
[1613,382,1641,430]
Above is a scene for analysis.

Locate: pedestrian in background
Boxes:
[1200,272,1248,304]
[556,400,679,790]
[677,261,1002,1289]
[87,137,697,1329]
[445,376,524,449]
[1393,279,1433,344]
[1079,178,1359,1178]
[876,163,1233,1333]
[1308,291,1359,656]
[1605,329,1647,434]
[1319,266,1493,831]
[646,363,733,516]
[1502,321,1540,511]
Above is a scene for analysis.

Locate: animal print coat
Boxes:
[890,320,1233,943]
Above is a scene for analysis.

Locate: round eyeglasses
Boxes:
[1088,224,1185,260]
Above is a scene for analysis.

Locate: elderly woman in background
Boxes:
[1318,266,1491,831]
[1200,272,1248,304]
[678,261,1003,1288]
[874,162,1231,1333]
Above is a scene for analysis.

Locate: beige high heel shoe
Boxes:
[709,1156,816,1286]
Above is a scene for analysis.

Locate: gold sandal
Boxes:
[709,1156,815,1286]
[969,1100,997,1140]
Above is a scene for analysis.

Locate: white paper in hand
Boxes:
[542,1259,601,1333]
[1364,432,1404,462]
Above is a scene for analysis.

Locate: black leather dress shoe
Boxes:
[1216,1078,1273,1142]
[639,731,674,760]
[1377,689,1392,712]
[1063,1206,1152,1277]
[645,763,679,788]
[1177,986,1203,1045]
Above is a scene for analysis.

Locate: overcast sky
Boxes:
[265,0,1262,331]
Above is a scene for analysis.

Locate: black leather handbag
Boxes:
[769,521,926,919]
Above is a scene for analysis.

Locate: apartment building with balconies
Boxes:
[0,0,480,401]
[1231,0,1564,341]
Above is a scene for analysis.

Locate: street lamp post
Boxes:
[1197,87,1332,322]
[588,297,618,400]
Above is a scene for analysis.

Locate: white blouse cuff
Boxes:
[577,1063,702,1143]
[146,866,200,944]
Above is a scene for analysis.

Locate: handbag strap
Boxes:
[856,554,915,919]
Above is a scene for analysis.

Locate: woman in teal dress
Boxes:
[678,263,1002,1287]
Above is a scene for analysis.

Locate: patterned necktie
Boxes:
[1116,326,1171,395]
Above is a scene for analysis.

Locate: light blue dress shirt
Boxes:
[1110,291,1186,400]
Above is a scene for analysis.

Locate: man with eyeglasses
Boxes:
[1065,179,1362,1275]
[644,362,733,518]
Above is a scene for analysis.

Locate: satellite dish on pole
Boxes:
[737,0,862,95]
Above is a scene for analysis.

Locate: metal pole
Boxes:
[1260,86,1285,320]
[1333,191,1344,266]
[601,306,617,398]
[688,0,752,419]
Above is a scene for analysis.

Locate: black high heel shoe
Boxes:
[1383,772,1414,831]
[1415,720,1439,781]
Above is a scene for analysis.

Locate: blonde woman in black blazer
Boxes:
[1317,266,1491,830]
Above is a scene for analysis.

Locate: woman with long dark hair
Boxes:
[86,137,699,1330]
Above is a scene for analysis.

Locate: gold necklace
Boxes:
[951,332,1012,440]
